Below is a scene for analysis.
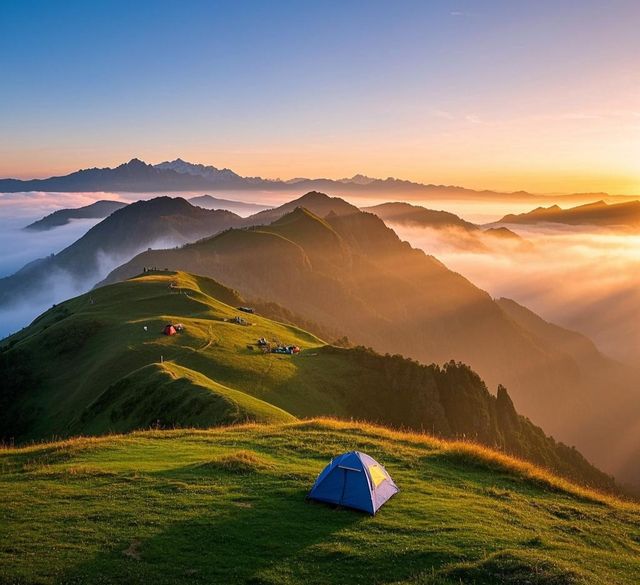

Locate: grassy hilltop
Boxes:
[1,419,639,585]
[0,270,614,490]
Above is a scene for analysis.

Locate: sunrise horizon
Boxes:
[2,1,638,195]
[3,153,639,196]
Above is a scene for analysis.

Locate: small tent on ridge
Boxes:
[163,324,177,336]
[308,451,398,514]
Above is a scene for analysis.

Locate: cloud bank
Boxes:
[392,222,640,364]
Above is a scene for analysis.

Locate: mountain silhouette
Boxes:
[365,201,533,252]
[2,158,634,204]
[0,197,242,315]
[498,200,640,228]
[24,200,128,231]
[189,194,271,214]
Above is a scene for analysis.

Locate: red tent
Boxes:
[164,324,177,336]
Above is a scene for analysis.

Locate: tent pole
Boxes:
[340,468,348,505]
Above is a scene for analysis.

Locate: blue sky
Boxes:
[1,0,638,192]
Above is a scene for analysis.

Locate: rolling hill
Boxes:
[24,199,128,231]
[1,419,638,584]
[100,194,640,488]
[0,270,614,491]
[497,200,640,229]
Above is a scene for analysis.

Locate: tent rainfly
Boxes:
[307,451,399,514]
[163,324,177,336]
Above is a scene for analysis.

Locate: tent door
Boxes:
[338,467,361,505]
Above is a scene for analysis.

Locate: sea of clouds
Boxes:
[2,191,639,367]
[0,190,267,339]
[0,191,116,276]
[391,220,640,365]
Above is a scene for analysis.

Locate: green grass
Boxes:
[1,419,638,585]
[2,271,325,440]
[0,270,620,492]
[79,361,295,435]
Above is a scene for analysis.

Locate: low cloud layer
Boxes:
[0,192,190,339]
[0,216,103,277]
[0,191,126,276]
[391,222,640,364]
[3,191,639,365]
[0,235,187,340]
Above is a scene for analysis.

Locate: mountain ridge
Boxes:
[188,194,270,214]
[497,199,640,228]
[0,269,616,492]
[2,158,637,203]
[364,201,532,252]
[99,193,640,488]
[24,199,128,231]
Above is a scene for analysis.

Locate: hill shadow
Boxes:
[58,463,366,584]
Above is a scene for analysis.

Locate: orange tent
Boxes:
[164,324,177,336]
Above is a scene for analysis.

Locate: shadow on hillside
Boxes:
[58,464,368,584]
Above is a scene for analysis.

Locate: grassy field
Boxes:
[1,419,639,585]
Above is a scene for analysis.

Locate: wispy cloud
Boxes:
[533,110,640,122]
[431,109,455,120]
[464,114,486,125]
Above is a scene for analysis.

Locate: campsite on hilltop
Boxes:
[4,3,640,583]
[2,419,640,584]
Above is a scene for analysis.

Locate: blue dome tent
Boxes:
[308,451,399,514]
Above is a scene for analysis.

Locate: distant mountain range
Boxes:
[497,199,640,228]
[0,157,489,195]
[1,157,635,203]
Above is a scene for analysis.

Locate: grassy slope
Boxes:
[1,419,638,585]
[78,361,295,435]
[2,271,313,439]
[0,270,618,491]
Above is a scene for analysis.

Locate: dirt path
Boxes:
[198,326,215,352]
